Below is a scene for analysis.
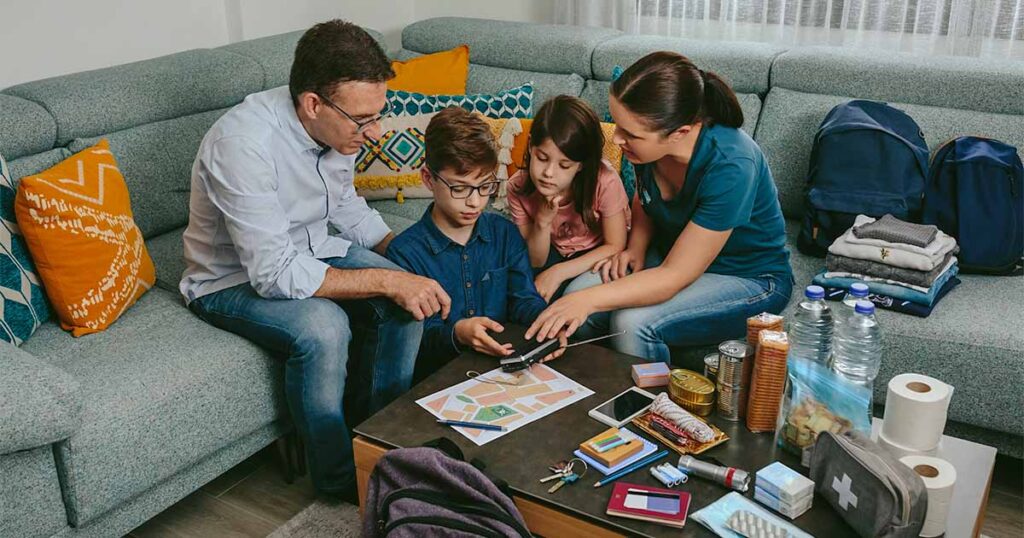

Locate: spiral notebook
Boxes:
[606,482,690,528]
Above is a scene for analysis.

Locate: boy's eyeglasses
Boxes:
[315,92,391,134]
[428,167,502,199]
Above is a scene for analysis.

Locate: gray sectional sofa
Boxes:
[1,16,1021,538]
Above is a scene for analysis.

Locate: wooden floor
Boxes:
[128,446,1023,537]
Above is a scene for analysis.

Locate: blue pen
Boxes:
[593,449,670,488]
[436,419,507,432]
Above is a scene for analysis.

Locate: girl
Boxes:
[508,95,630,302]
[525,51,793,363]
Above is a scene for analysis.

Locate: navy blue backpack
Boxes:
[922,136,1023,275]
[798,100,929,257]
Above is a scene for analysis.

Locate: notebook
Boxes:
[574,435,658,476]
[606,482,690,528]
[579,427,644,467]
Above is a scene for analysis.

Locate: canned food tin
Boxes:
[703,352,719,387]
[668,369,715,406]
[717,340,754,421]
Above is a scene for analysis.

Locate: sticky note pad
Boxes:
[632,362,671,388]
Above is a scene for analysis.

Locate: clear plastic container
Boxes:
[787,285,833,364]
[831,300,883,388]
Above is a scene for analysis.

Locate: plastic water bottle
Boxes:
[788,285,833,364]
[835,282,870,328]
[831,300,883,386]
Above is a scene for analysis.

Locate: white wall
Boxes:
[0,0,556,89]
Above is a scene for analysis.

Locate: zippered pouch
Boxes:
[810,431,927,537]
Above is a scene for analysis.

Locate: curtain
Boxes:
[556,0,1023,58]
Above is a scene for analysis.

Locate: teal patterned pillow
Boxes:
[0,154,51,344]
[606,66,638,201]
[388,84,533,119]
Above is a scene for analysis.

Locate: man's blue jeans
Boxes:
[188,246,422,494]
[564,249,793,363]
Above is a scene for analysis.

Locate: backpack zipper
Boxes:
[384,515,502,537]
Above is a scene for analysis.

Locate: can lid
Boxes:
[855,300,875,315]
[669,369,715,403]
[805,285,825,299]
[850,282,870,297]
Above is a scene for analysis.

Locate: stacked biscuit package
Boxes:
[746,331,790,432]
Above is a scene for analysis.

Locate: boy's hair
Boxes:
[424,107,498,176]
[289,19,394,104]
[518,95,605,230]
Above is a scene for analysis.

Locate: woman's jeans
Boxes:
[564,249,793,363]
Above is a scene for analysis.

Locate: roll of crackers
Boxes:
[747,312,784,353]
[746,330,789,432]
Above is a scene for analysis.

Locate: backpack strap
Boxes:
[470,457,515,499]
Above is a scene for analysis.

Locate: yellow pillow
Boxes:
[389,44,470,94]
[15,139,155,337]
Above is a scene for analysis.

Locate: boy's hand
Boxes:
[534,267,567,302]
[388,273,451,321]
[454,317,514,356]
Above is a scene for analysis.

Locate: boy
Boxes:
[387,107,564,380]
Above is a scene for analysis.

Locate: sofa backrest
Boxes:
[0,27,387,240]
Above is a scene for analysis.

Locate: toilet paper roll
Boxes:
[900,455,957,538]
[881,374,953,452]
[877,431,940,460]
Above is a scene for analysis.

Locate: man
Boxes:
[180,20,450,500]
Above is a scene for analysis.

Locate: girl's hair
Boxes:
[518,95,605,230]
[610,51,743,132]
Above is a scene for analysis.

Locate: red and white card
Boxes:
[606,482,691,528]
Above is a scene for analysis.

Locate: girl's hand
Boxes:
[534,267,566,302]
[525,293,594,342]
[536,195,562,227]
[593,249,645,283]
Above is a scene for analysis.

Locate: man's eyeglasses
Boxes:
[428,167,501,199]
[315,92,391,134]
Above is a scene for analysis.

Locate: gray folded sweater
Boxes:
[826,252,954,288]
[851,214,938,247]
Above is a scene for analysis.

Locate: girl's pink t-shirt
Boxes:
[507,159,630,257]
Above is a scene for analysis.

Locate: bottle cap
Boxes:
[855,300,875,315]
[850,282,870,297]
[805,285,825,300]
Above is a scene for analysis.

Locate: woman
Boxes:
[526,51,793,363]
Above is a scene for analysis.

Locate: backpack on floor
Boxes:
[798,100,930,257]
[362,437,532,537]
[922,136,1023,275]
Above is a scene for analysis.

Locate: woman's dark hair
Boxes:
[610,51,743,132]
[518,95,605,231]
[289,19,394,104]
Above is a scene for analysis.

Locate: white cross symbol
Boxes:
[832,473,858,511]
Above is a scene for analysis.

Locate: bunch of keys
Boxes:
[540,458,588,494]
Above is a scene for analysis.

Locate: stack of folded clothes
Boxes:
[812,214,961,318]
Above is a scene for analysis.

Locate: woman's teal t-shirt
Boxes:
[636,123,791,280]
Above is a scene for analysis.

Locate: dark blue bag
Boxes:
[798,100,929,257]
[922,136,1023,275]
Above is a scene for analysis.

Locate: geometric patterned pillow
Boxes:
[0,152,51,345]
[387,83,534,119]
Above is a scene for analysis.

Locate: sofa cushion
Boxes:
[755,88,1024,219]
[393,49,585,109]
[772,46,1024,116]
[68,107,230,239]
[18,287,284,526]
[0,447,68,538]
[402,17,621,76]
[783,222,1024,436]
[580,80,762,138]
[0,340,82,452]
[3,49,262,145]
[390,45,470,94]
[6,148,71,184]
[146,228,186,294]
[220,27,387,91]
[591,35,784,95]
[0,94,56,160]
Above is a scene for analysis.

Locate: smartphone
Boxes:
[588,386,657,427]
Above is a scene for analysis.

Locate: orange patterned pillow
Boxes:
[389,45,470,95]
[14,139,155,337]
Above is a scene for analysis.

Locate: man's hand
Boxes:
[593,248,645,283]
[534,266,567,302]
[388,273,451,321]
[454,317,514,357]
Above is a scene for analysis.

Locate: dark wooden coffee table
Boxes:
[353,327,995,537]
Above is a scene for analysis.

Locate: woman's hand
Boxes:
[534,266,566,302]
[525,292,595,342]
[592,248,645,283]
